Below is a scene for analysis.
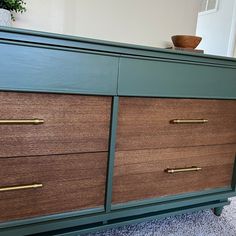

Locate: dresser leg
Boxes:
[213,206,224,216]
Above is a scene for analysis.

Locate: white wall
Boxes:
[228,0,236,57]
[196,0,236,57]
[13,0,200,48]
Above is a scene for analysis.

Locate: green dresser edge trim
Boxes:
[0,87,116,96]
[46,201,231,236]
[0,199,231,236]
[117,94,236,100]
[1,39,235,70]
[232,156,236,189]
[105,96,119,212]
[1,26,236,67]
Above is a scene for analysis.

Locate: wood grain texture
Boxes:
[0,152,107,222]
[116,98,236,151]
[0,92,112,157]
[112,144,236,204]
[171,35,202,49]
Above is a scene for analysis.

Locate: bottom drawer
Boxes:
[112,144,236,204]
[0,152,107,222]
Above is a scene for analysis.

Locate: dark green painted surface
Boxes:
[118,57,236,98]
[1,200,230,236]
[105,96,119,212]
[1,26,236,67]
[1,27,236,98]
[0,42,119,95]
[213,207,224,216]
[0,27,236,236]
[48,200,230,236]
[232,157,236,190]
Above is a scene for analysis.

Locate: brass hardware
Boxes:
[0,184,43,192]
[0,118,44,125]
[165,166,202,174]
[170,119,208,124]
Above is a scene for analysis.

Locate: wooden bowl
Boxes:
[171,35,202,49]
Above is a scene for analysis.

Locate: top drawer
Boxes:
[0,43,118,95]
[0,92,111,157]
[118,57,236,99]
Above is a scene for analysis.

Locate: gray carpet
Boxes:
[87,197,236,236]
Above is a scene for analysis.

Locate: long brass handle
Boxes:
[165,166,202,174]
[170,119,208,124]
[0,118,44,125]
[0,183,43,192]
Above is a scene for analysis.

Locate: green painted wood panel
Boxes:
[1,27,236,68]
[105,97,119,212]
[0,42,119,95]
[118,57,236,99]
[49,201,230,236]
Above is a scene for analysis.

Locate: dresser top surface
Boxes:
[1,26,236,65]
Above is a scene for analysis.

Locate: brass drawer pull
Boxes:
[170,119,208,124]
[165,166,202,174]
[0,183,43,192]
[0,118,44,125]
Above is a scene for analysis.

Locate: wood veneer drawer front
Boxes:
[0,43,118,95]
[112,145,236,204]
[116,97,236,151]
[0,92,111,157]
[0,152,107,222]
[118,57,236,99]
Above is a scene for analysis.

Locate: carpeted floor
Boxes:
[87,197,236,236]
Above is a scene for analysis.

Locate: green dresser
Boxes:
[0,27,236,236]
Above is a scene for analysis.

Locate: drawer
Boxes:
[116,97,236,151]
[118,57,236,99]
[0,92,111,157]
[112,144,236,204]
[0,152,107,222]
[0,43,118,95]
